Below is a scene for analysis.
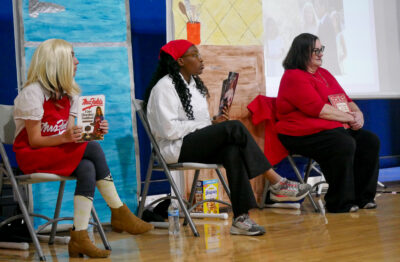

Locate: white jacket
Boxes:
[146,74,212,163]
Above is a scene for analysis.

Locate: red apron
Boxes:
[13,96,87,176]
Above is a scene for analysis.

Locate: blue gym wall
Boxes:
[130,0,171,195]
[1,0,399,214]
[0,1,19,169]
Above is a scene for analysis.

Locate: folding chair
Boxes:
[133,99,231,237]
[302,160,328,197]
[259,156,322,212]
[247,95,322,213]
[0,105,111,261]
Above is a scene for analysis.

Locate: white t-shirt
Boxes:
[13,82,78,139]
[146,74,212,163]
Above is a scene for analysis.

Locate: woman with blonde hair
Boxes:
[13,39,152,258]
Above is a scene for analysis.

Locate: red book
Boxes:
[328,94,350,128]
[218,72,239,116]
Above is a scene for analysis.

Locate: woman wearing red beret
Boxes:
[144,40,312,236]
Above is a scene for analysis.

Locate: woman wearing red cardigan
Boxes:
[276,33,380,213]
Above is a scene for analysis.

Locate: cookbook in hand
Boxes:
[217,72,239,116]
[77,95,105,142]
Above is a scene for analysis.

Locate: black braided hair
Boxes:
[144,51,209,120]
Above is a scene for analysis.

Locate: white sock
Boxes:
[73,195,93,231]
[96,174,123,209]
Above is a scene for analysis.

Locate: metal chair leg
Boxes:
[287,156,320,213]
[163,167,199,237]
[259,179,270,209]
[49,181,65,245]
[183,170,200,226]
[304,158,313,183]
[138,155,155,218]
[215,168,231,200]
[91,206,111,250]
[377,181,386,188]
[188,170,200,207]
[0,144,46,260]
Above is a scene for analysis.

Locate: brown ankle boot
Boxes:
[68,229,111,258]
[111,203,153,234]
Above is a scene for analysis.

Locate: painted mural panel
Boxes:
[171,0,266,201]
[172,0,263,45]
[18,0,138,225]
[23,0,126,42]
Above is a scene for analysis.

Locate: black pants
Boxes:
[72,141,110,198]
[178,120,272,217]
[278,128,380,213]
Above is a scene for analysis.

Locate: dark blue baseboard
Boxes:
[378,167,400,183]
[379,155,400,169]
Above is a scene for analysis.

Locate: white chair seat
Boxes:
[153,163,223,171]
[4,173,76,184]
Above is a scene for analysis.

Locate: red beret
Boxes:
[160,39,194,60]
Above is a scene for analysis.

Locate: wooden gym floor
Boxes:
[1,182,399,262]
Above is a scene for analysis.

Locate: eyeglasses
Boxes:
[312,46,325,55]
[181,53,202,59]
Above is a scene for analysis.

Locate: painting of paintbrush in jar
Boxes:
[179,0,201,44]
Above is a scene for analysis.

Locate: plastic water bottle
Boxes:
[168,200,180,236]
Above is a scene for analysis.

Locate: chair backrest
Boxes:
[132,99,167,164]
[247,95,278,124]
[247,95,288,165]
[0,105,16,145]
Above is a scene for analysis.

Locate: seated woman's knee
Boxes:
[87,141,102,152]
[73,159,97,197]
[222,120,250,139]
[223,120,247,131]
[221,120,241,127]
[332,133,356,156]
[364,131,380,152]
[75,159,96,184]
[221,145,241,163]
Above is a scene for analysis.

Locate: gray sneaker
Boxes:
[269,178,311,202]
[230,214,265,236]
[362,202,377,209]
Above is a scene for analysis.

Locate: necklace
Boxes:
[312,71,329,87]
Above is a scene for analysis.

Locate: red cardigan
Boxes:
[276,67,352,136]
[247,95,288,165]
